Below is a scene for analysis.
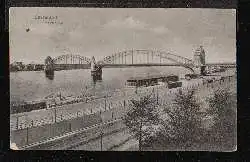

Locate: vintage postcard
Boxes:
[9,8,236,151]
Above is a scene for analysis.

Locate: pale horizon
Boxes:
[9,8,236,64]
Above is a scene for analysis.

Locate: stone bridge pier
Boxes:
[44,56,54,75]
[193,46,206,75]
[90,56,102,80]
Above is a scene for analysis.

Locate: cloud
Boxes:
[151,26,170,34]
[104,16,171,35]
[104,16,147,30]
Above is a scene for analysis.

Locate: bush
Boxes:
[162,89,205,149]
[206,87,236,150]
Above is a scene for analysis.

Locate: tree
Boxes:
[124,92,161,151]
[163,89,204,149]
[207,87,235,120]
[206,87,236,149]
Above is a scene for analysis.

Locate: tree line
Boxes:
[124,86,236,151]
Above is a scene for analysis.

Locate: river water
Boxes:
[10,66,190,103]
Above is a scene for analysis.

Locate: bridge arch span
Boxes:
[98,49,195,72]
[53,54,91,64]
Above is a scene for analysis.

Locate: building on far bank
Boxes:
[25,64,35,71]
[10,61,25,71]
[24,64,45,71]
[34,64,45,71]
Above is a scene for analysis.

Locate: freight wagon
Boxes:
[167,81,182,89]
[10,101,47,114]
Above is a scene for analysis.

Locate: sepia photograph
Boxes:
[9,8,236,151]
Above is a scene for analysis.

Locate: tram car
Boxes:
[185,73,199,80]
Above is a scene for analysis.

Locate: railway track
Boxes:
[66,127,128,150]
[20,118,125,150]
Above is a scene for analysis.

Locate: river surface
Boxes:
[10,66,190,103]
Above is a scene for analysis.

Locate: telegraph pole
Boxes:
[26,114,29,145]
[100,129,103,151]
[16,116,19,130]
[26,126,29,145]
[104,96,107,110]
[156,87,159,105]
[124,100,126,109]
[54,107,57,123]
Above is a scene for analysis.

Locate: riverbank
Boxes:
[10,69,236,131]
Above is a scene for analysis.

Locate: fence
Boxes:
[11,98,131,147]
[10,97,130,131]
[11,113,103,147]
[20,118,125,150]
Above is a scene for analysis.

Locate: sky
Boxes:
[9,8,236,64]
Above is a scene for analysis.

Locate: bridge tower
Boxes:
[44,56,54,75]
[90,56,96,71]
[193,46,206,75]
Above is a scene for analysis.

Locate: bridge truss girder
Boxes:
[52,54,91,65]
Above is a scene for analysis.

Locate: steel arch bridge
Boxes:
[97,49,196,72]
[53,54,91,64]
[50,54,92,71]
